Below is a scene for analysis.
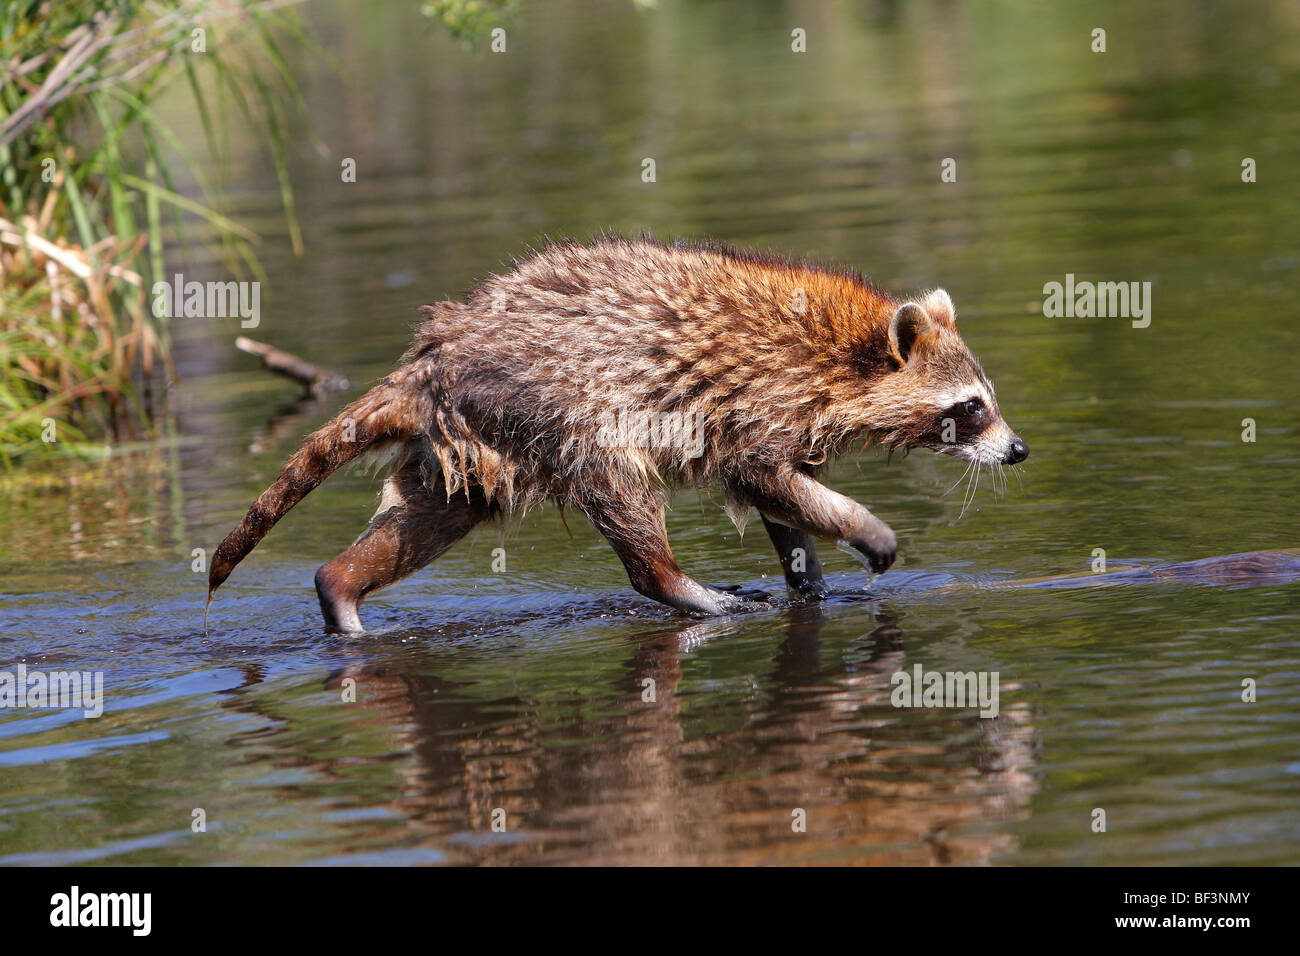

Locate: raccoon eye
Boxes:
[962,398,984,417]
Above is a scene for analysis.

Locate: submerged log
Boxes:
[235,336,351,398]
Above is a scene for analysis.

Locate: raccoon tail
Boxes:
[206,379,421,611]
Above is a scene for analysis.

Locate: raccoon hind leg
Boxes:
[579,484,769,616]
[315,450,493,632]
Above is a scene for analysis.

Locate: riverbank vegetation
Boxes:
[0,0,303,464]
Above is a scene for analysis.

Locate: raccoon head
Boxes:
[865,289,1028,467]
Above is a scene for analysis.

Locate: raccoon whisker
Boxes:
[945,458,976,498]
[958,459,981,520]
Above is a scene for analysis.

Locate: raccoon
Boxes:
[208,236,1027,631]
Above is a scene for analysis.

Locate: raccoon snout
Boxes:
[1003,437,1029,464]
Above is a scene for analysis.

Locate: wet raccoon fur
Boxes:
[208,235,1027,631]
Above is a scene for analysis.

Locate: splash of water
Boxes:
[836,539,879,592]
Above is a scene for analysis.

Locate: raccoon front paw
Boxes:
[850,521,897,574]
[792,578,831,601]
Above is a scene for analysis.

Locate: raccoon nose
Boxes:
[1004,438,1029,464]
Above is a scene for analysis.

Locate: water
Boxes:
[2,0,1298,865]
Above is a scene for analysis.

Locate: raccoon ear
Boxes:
[888,302,936,365]
[919,288,956,328]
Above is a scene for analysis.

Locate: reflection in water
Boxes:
[246,392,338,456]
[291,608,1038,865]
